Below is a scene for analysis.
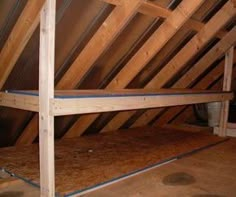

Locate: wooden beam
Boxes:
[0,0,44,89]
[39,0,56,196]
[101,1,236,132]
[51,91,233,116]
[64,0,205,138]
[16,0,142,145]
[153,52,236,126]
[134,28,236,127]
[57,0,143,89]
[219,46,234,136]
[103,0,227,39]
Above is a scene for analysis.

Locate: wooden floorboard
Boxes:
[0,127,226,196]
[85,138,236,197]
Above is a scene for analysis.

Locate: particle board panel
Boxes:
[0,127,226,196]
[85,139,236,197]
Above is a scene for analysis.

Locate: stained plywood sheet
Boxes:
[0,127,226,195]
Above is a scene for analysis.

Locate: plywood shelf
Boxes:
[0,89,233,115]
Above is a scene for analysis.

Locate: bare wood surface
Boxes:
[0,127,225,195]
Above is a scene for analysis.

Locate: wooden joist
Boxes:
[153,52,236,126]
[0,0,44,89]
[64,0,205,138]
[103,0,227,39]
[132,28,236,128]
[101,1,236,133]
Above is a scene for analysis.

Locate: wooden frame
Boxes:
[0,1,235,196]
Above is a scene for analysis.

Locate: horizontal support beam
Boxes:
[102,0,226,39]
[0,92,38,112]
[0,90,233,115]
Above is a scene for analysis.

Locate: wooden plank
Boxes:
[64,0,205,138]
[16,0,142,146]
[103,0,227,39]
[154,50,236,126]
[101,1,236,133]
[39,0,56,196]
[56,0,143,89]
[133,28,236,127]
[0,127,226,195]
[51,91,233,116]
[219,46,234,137]
[0,0,44,89]
[0,92,38,112]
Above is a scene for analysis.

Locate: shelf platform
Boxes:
[0,89,233,116]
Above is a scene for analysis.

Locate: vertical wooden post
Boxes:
[39,0,56,196]
[219,46,234,137]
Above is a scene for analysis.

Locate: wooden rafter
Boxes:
[64,0,205,138]
[100,1,236,133]
[0,0,44,89]
[153,50,236,126]
[171,67,236,125]
[16,0,143,145]
[132,27,236,128]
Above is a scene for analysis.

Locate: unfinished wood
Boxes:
[214,126,236,137]
[219,46,234,136]
[0,0,44,89]
[154,51,236,126]
[101,1,236,133]
[56,0,142,89]
[51,91,233,116]
[134,27,236,128]
[0,92,38,112]
[84,139,236,197]
[103,0,226,39]
[39,0,56,196]
[65,0,205,138]
[0,127,226,195]
[161,124,213,133]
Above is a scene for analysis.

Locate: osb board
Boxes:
[0,127,226,196]
[84,139,236,197]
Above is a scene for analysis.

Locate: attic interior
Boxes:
[0,0,236,196]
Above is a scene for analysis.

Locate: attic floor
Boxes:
[0,127,235,197]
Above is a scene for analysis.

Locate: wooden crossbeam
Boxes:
[101,1,236,133]
[16,0,143,145]
[103,0,227,39]
[0,0,44,89]
[64,0,205,138]
[153,51,236,126]
[132,28,236,128]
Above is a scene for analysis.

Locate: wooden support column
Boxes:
[39,0,56,196]
[218,46,234,137]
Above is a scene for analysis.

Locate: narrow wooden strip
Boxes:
[219,46,234,136]
[39,0,56,196]
[0,0,44,89]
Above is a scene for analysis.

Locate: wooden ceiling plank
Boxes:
[16,0,143,145]
[101,1,236,132]
[0,0,44,89]
[153,50,236,126]
[64,0,206,138]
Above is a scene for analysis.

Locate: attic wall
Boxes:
[0,0,235,147]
